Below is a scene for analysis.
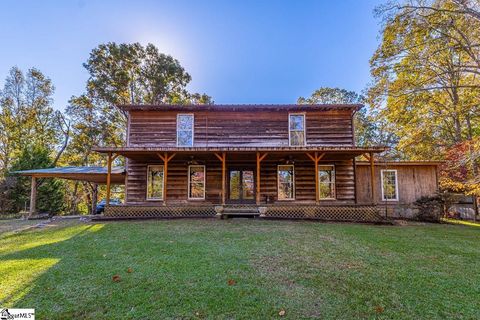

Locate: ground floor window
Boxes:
[189,165,206,199]
[278,165,295,200]
[147,165,164,200]
[318,165,335,199]
[381,169,398,201]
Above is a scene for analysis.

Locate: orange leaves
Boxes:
[112,267,134,282]
[375,305,384,314]
[227,279,236,286]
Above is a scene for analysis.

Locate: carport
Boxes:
[14,166,125,217]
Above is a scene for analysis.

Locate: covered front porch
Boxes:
[94,146,386,221]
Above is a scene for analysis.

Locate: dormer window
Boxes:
[177,114,194,147]
[289,113,305,146]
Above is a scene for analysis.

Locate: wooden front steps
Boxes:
[219,206,260,218]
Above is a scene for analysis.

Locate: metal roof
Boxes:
[13,166,125,184]
[118,103,363,112]
[356,161,443,166]
[94,146,386,153]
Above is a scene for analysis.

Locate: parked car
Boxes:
[95,198,122,214]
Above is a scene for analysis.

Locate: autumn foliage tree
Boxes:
[369,0,480,214]
[63,42,214,214]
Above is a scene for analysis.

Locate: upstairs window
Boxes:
[319,165,335,199]
[381,170,398,201]
[278,165,295,200]
[289,114,305,146]
[177,114,194,147]
[188,165,206,200]
[147,165,164,200]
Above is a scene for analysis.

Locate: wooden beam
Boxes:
[106,152,112,207]
[112,153,120,162]
[222,152,226,205]
[256,152,268,205]
[29,176,37,218]
[369,152,376,204]
[91,183,98,215]
[306,152,316,162]
[163,152,168,204]
[259,152,268,162]
[314,152,319,203]
[214,152,227,204]
[306,152,325,203]
[363,153,371,162]
[157,153,166,162]
[213,152,224,162]
[167,153,176,162]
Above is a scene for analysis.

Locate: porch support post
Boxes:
[214,152,227,205]
[29,176,37,218]
[158,152,176,205]
[369,152,376,204]
[306,152,325,203]
[256,152,268,205]
[91,183,98,215]
[106,152,112,207]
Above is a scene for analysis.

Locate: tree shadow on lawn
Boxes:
[1,220,479,319]
[0,220,295,319]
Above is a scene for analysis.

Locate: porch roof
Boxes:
[13,166,126,184]
[93,146,387,161]
[356,160,443,166]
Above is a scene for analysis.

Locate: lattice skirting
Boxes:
[262,205,383,222]
[104,205,217,218]
[104,204,383,222]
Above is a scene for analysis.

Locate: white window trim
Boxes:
[188,165,206,200]
[176,113,194,147]
[146,165,164,201]
[277,164,295,200]
[318,164,336,200]
[381,169,399,201]
[288,113,306,146]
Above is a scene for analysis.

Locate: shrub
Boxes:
[413,195,444,222]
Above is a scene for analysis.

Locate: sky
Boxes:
[0,0,384,110]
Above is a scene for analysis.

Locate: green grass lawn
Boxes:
[0,219,479,319]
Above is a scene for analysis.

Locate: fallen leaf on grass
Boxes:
[278,309,286,316]
[227,279,236,286]
[127,267,133,273]
[112,275,121,282]
[375,306,384,314]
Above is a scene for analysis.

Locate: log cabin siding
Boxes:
[127,110,354,147]
[356,164,439,204]
[125,155,355,205]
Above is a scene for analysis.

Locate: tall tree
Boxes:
[0,67,70,176]
[84,42,212,118]
[369,0,480,158]
[370,0,480,211]
[378,0,480,78]
[64,42,213,213]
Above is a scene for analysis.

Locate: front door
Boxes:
[228,169,255,203]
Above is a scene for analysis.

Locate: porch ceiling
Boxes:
[93,146,387,161]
